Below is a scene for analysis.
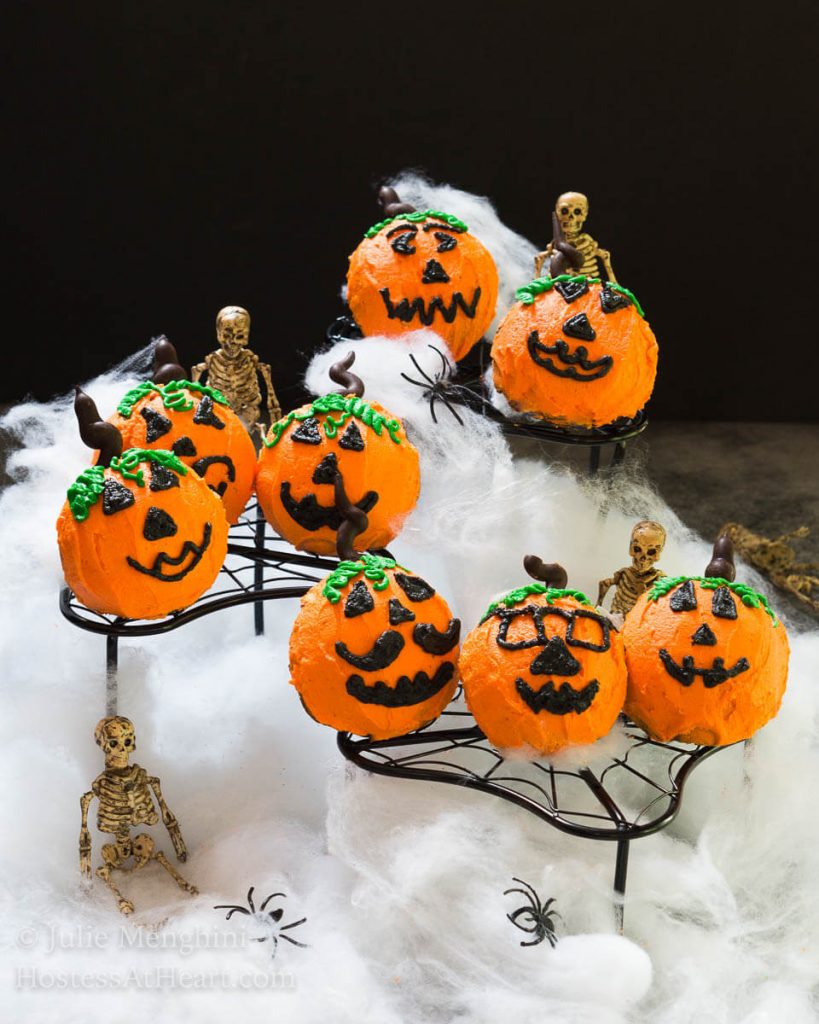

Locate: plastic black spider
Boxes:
[504,877,561,948]
[214,887,308,955]
[399,345,472,425]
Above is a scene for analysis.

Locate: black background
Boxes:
[3,2,818,419]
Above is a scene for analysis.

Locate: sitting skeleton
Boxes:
[191,305,281,440]
[79,717,198,915]
[534,192,617,282]
[598,520,667,617]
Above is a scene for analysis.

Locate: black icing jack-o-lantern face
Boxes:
[289,556,461,739]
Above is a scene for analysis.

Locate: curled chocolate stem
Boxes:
[334,470,369,561]
[74,385,123,468]
[152,335,188,384]
[329,351,365,398]
[705,535,736,581]
[548,211,584,278]
[523,555,569,589]
[379,185,415,217]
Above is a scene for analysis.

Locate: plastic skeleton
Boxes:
[534,192,617,282]
[191,306,281,439]
[721,522,819,615]
[598,520,667,616]
[79,717,198,915]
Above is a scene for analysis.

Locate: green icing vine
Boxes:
[648,575,778,625]
[482,583,591,621]
[514,275,645,318]
[116,379,230,418]
[364,209,469,239]
[322,553,406,603]
[67,465,106,522]
[263,393,404,448]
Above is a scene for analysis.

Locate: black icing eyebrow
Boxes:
[422,222,465,234]
[386,223,419,238]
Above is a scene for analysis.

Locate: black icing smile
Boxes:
[527,330,613,382]
[516,678,600,715]
[658,649,751,689]
[126,522,212,582]
[380,286,481,325]
[280,482,378,532]
[346,662,455,707]
[336,630,405,671]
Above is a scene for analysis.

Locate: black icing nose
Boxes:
[422,258,450,284]
[529,636,581,676]
[143,506,178,541]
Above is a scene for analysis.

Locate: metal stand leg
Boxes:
[589,445,601,475]
[254,503,266,637]
[610,441,627,470]
[105,635,119,717]
[613,836,630,933]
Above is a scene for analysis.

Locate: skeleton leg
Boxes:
[148,841,199,895]
[96,842,134,915]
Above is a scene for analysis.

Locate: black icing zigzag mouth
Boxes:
[280,482,378,532]
[346,662,455,707]
[515,677,600,715]
[126,523,212,582]
[379,287,481,325]
[527,330,613,382]
[658,649,751,689]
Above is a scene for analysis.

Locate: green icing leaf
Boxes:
[116,379,230,419]
[322,553,406,603]
[67,465,106,522]
[262,393,404,448]
[514,274,645,318]
[482,583,591,622]
[364,209,469,239]
[647,575,778,624]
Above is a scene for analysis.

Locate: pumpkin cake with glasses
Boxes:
[346,187,498,361]
[491,274,658,430]
[459,557,627,756]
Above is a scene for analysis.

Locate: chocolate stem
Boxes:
[523,555,569,589]
[378,185,416,217]
[334,469,369,561]
[705,535,736,581]
[152,335,188,384]
[329,351,365,398]
[74,386,123,468]
[548,211,584,277]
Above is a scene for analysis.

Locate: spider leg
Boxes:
[429,344,452,381]
[214,905,250,920]
[247,886,256,913]
[408,353,436,386]
[280,934,309,948]
[400,372,432,389]
[280,917,307,931]
[439,393,464,426]
[260,891,287,912]
[429,392,438,424]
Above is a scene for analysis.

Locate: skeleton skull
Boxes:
[555,192,589,238]
[95,717,136,769]
[216,306,251,355]
[630,520,667,573]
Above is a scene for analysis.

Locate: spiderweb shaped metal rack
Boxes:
[338,692,730,929]
[60,501,336,710]
[327,315,647,473]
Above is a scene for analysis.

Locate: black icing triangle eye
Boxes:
[149,464,180,491]
[338,421,364,452]
[711,586,738,619]
[102,478,135,515]
[562,312,596,341]
[140,406,172,442]
[312,452,338,485]
[172,436,197,457]
[692,623,718,646]
[669,580,698,612]
[555,279,589,303]
[291,417,322,445]
[388,598,416,625]
[344,580,374,618]
[600,286,631,313]
[394,573,435,602]
[143,506,178,541]
[193,395,225,429]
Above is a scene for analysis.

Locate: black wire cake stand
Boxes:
[337,694,728,930]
